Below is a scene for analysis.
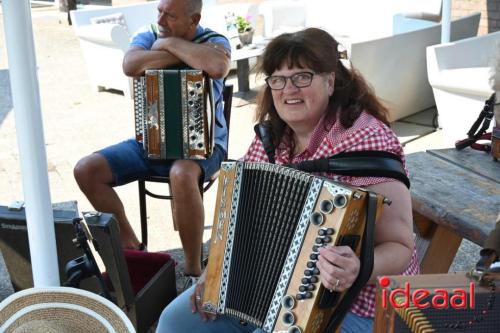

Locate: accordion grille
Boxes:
[225,165,313,326]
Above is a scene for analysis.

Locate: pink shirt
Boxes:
[243,111,420,318]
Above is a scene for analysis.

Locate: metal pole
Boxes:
[441,0,452,44]
[1,0,59,286]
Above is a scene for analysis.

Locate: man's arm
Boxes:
[152,37,231,79]
[122,46,183,77]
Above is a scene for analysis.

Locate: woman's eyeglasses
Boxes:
[265,71,315,90]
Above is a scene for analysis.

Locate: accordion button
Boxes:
[310,212,324,226]
[288,325,302,333]
[318,229,326,236]
[307,261,316,268]
[312,245,319,252]
[299,285,307,292]
[323,236,332,243]
[310,276,319,283]
[305,292,313,299]
[320,199,334,214]
[312,268,320,275]
[301,277,310,284]
[326,228,335,235]
[315,237,324,244]
[296,293,304,300]
[310,253,318,260]
[282,311,295,326]
[307,284,315,291]
[333,194,348,208]
[282,295,296,310]
[304,269,312,276]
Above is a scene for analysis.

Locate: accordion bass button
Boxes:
[309,212,324,226]
[310,253,318,260]
[310,276,319,283]
[282,295,296,310]
[288,326,302,333]
[282,311,296,326]
[319,199,334,214]
[333,194,348,209]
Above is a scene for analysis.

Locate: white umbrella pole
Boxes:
[1,0,59,286]
[441,0,452,43]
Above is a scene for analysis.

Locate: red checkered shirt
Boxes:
[242,112,420,318]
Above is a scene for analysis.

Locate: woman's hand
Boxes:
[316,245,360,292]
[189,272,217,321]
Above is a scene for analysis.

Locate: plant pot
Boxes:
[238,30,254,46]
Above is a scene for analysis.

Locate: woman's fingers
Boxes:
[190,283,217,321]
[317,246,360,291]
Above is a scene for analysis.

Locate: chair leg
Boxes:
[138,180,148,246]
[168,183,178,231]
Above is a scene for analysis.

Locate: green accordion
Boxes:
[134,69,215,160]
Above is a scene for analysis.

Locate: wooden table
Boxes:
[406,148,499,274]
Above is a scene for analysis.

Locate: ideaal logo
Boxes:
[379,276,475,310]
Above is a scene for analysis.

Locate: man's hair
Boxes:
[186,0,202,15]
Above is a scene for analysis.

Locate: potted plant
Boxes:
[236,15,254,46]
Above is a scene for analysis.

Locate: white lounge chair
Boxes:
[427,31,500,145]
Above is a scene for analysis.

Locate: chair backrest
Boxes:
[222,84,234,151]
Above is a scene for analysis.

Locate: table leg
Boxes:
[236,58,250,92]
[414,212,462,274]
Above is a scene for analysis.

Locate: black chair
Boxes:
[138,84,233,246]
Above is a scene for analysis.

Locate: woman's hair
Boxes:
[256,28,389,148]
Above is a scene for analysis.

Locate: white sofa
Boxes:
[70,1,257,97]
[257,0,479,121]
[427,31,500,145]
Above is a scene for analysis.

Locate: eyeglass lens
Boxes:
[266,72,314,90]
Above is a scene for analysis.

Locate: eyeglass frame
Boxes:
[265,71,316,90]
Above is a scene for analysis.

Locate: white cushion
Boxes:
[434,67,493,97]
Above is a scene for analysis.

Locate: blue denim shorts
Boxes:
[97,139,226,186]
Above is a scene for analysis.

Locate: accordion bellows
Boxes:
[202,162,385,333]
[134,69,214,160]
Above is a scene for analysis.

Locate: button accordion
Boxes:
[133,68,215,160]
[202,161,386,333]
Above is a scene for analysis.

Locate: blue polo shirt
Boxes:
[130,25,231,152]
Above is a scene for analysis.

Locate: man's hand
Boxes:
[151,38,170,52]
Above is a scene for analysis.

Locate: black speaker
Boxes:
[0,202,102,291]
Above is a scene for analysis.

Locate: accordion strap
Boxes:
[289,151,411,189]
[150,23,228,45]
[455,92,495,151]
[323,191,377,332]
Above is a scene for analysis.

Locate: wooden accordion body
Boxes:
[202,161,385,333]
[133,69,214,160]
